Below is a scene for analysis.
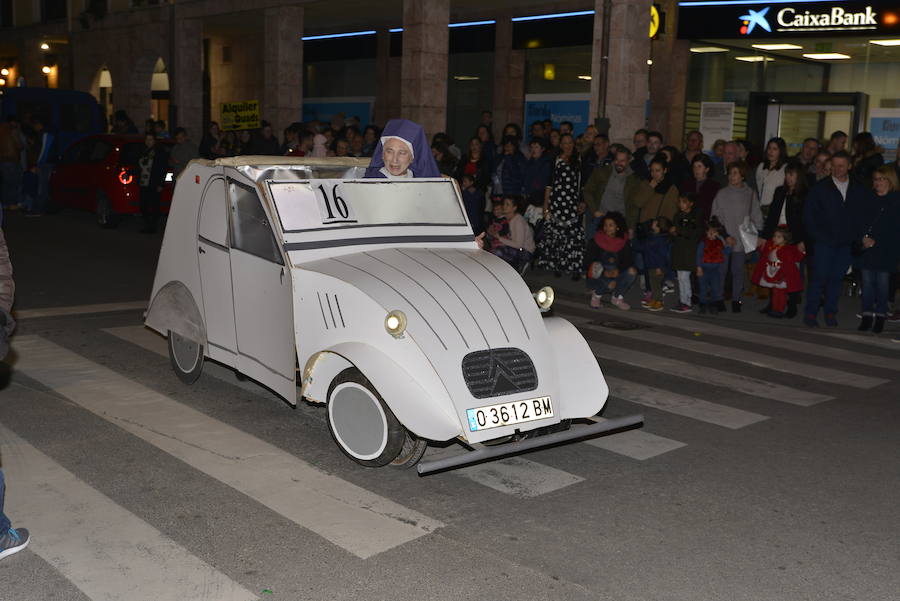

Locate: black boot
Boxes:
[858,315,873,331]
[785,302,797,319]
[872,316,885,334]
[732,300,742,313]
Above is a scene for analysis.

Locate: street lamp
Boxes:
[40,42,50,51]
[42,66,52,74]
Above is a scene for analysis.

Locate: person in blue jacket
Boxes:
[802,151,868,327]
[365,119,440,179]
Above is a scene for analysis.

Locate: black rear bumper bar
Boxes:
[416,413,644,476]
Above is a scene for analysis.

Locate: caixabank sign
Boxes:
[677,0,900,38]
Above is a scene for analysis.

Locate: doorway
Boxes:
[748,92,868,153]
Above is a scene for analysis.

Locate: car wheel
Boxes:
[96,192,120,229]
[390,432,428,469]
[326,368,406,467]
[168,329,204,384]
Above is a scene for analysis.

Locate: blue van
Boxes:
[0,88,104,156]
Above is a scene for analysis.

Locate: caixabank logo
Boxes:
[741,3,881,34]
[739,7,771,34]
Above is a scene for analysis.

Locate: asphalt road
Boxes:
[0,209,897,601]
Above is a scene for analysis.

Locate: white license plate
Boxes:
[466,396,553,432]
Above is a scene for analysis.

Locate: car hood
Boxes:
[299,247,548,354]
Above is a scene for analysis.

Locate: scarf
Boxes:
[594,230,628,252]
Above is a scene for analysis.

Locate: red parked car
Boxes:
[50,134,175,227]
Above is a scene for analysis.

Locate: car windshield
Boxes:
[267,179,467,233]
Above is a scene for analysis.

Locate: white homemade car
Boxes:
[146,156,641,474]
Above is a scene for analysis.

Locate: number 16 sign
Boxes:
[315,182,357,225]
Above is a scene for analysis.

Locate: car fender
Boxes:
[542,316,608,417]
[145,280,207,347]
[304,342,462,442]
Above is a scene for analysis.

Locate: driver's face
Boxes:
[383,138,413,176]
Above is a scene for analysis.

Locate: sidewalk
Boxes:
[523,266,900,339]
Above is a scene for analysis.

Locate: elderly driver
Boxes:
[365,119,440,179]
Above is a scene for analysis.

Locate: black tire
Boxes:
[390,432,428,469]
[326,368,406,467]
[168,329,204,384]
[96,192,120,229]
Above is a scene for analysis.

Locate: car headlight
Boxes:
[533,286,554,312]
[384,310,408,338]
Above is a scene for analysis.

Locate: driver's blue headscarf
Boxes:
[364,119,440,178]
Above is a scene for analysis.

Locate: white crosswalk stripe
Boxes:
[14,301,148,320]
[424,446,585,496]
[583,418,686,460]
[568,300,900,372]
[12,335,444,560]
[606,376,769,429]
[588,340,832,407]
[564,313,888,389]
[0,426,257,601]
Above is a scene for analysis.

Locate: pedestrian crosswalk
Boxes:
[0,426,257,601]
[0,305,893,597]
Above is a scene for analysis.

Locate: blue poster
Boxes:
[870,112,900,163]
[302,97,373,129]
[524,95,591,136]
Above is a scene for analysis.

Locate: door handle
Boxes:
[198,246,206,254]
[280,267,285,284]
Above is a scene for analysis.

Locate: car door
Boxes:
[53,138,92,208]
[197,176,237,361]
[226,178,296,401]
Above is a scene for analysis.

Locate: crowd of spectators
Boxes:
[3,105,899,335]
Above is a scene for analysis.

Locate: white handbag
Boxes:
[738,216,758,252]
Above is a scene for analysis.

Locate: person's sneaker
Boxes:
[670,303,692,314]
[642,290,652,303]
[662,282,675,295]
[887,310,900,322]
[803,314,819,328]
[647,300,664,312]
[731,301,742,313]
[611,295,630,311]
[640,299,651,308]
[590,292,602,309]
[0,527,30,560]
[872,316,885,334]
[825,313,838,327]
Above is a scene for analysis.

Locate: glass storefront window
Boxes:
[524,46,592,94]
[447,51,494,148]
[303,58,376,98]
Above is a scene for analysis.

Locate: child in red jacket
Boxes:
[752,226,805,318]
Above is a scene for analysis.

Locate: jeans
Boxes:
[492,245,532,272]
[0,468,10,532]
[805,244,851,317]
[860,269,890,315]
[677,270,692,306]
[698,263,723,303]
[588,269,637,298]
[0,162,21,208]
[719,251,745,300]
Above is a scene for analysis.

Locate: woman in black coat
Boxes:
[137,133,169,234]
[759,161,809,248]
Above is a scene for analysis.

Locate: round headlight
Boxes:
[533,286,555,311]
[384,310,408,338]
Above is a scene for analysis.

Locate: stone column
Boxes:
[170,12,204,139]
[263,4,304,131]
[374,30,397,126]
[491,16,525,139]
[400,0,449,139]
[648,0,691,147]
[590,0,652,147]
